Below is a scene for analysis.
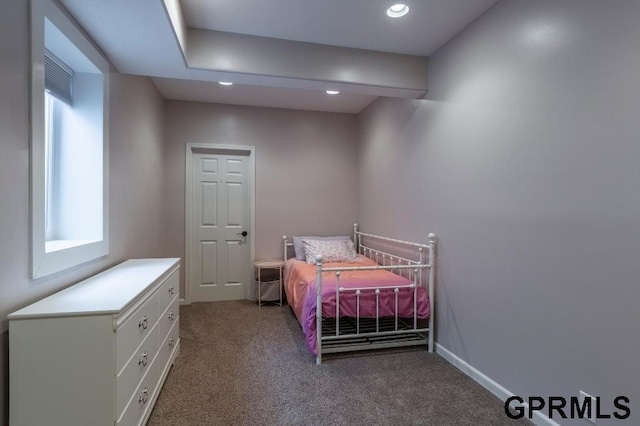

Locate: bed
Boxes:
[283,224,436,364]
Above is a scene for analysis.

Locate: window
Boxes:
[31,0,109,278]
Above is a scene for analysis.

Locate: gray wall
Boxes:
[0,3,166,422]
[163,101,358,296]
[357,0,640,422]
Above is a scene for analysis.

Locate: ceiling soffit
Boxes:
[162,0,428,99]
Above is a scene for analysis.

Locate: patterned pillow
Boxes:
[302,239,358,264]
[343,239,358,259]
[292,235,350,261]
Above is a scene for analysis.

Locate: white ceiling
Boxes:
[59,0,499,113]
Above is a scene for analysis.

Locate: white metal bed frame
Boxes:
[283,224,436,365]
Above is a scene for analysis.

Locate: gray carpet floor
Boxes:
[148,301,530,426]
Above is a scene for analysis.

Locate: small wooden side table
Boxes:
[254,259,285,306]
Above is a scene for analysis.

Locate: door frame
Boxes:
[184,143,256,305]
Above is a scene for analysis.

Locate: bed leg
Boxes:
[428,233,436,353]
[316,354,322,365]
[428,325,434,353]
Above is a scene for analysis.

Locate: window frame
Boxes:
[44,91,57,241]
[31,0,110,279]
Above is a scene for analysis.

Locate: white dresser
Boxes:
[9,258,181,426]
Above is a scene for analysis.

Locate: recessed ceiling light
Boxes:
[386,3,409,18]
[326,90,340,95]
[219,81,233,86]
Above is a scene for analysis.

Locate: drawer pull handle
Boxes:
[168,312,175,321]
[138,352,148,367]
[168,287,175,295]
[138,316,148,330]
[169,337,175,348]
[138,388,148,405]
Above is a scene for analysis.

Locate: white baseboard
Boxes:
[436,344,561,426]
[179,298,188,305]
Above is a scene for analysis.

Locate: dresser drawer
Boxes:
[116,320,159,417]
[158,269,179,314]
[116,292,159,373]
[117,354,162,426]
[158,295,179,342]
[158,316,180,377]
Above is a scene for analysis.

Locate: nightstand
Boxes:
[254,260,285,306]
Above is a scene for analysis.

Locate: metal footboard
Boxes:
[315,260,432,365]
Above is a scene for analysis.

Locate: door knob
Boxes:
[237,231,248,237]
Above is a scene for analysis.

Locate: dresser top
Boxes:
[9,258,180,320]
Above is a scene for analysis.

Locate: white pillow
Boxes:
[302,239,358,264]
[292,235,350,261]
[343,239,358,259]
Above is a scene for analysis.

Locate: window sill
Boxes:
[45,239,98,253]
[33,239,108,279]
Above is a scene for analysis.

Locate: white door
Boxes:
[191,152,250,302]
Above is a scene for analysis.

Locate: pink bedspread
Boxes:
[284,256,430,355]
